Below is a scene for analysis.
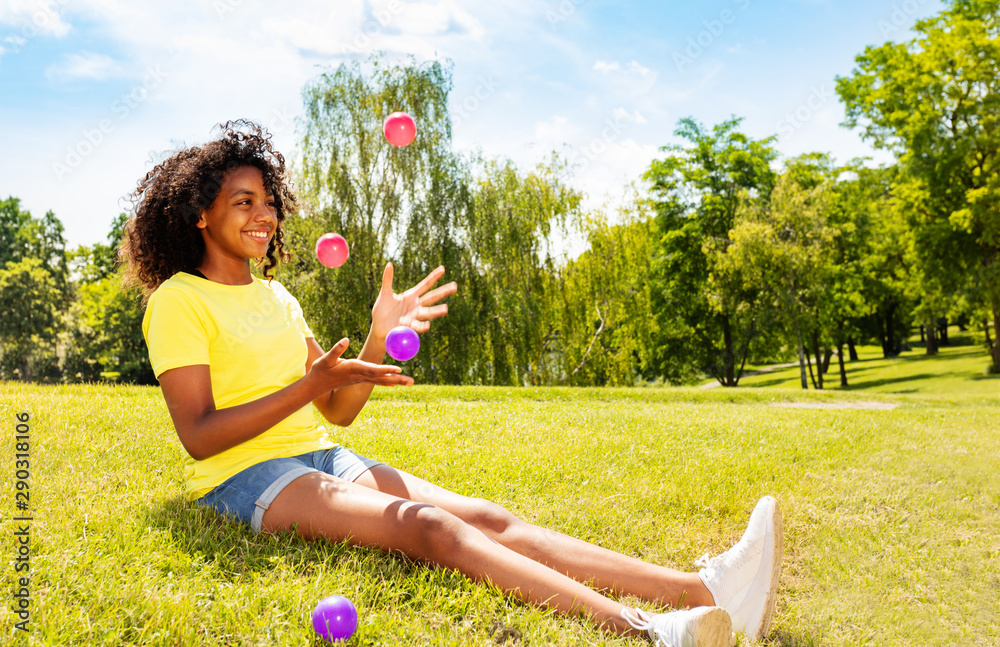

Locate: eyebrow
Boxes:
[228,188,275,199]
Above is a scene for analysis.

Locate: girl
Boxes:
[122,120,783,647]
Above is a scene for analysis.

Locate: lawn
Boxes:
[713,326,1000,399]
[1,344,998,645]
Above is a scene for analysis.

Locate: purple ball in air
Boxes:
[385,325,420,362]
[311,595,358,642]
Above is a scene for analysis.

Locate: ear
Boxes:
[196,211,207,230]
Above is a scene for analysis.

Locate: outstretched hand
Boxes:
[308,337,414,389]
[371,263,457,339]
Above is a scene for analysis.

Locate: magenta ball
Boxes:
[383,111,416,147]
[315,233,349,268]
[385,325,420,362]
[311,595,357,642]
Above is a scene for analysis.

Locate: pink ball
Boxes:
[383,111,416,147]
[315,233,349,268]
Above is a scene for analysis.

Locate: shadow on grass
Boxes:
[143,497,524,644]
[841,372,939,391]
[142,495,405,581]
[742,376,798,388]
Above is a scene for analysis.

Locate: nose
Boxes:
[254,200,275,224]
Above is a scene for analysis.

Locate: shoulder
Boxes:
[147,273,202,309]
[256,277,300,307]
[142,273,210,338]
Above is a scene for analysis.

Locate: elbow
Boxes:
[177,432,213,461]
[325,411,356,428]
[315,398,355,428]
[182,442,211,462]
[320,404,356,428]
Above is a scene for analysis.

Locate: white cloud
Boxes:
[590,59,658,98]
[255,0,484,59]
[45,51,124,81]
[594,60,654,80]
[0,0,72,37]
[570,137,661,215]
[612,108,647,125]
[625,60,653,78]
[534,115,578,143]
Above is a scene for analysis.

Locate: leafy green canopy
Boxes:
[644,117,779,385]
[836,0,1000,370]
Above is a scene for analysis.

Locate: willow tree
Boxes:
[289,58,477,382]
[559,197,656,386]
[290,59,585,385]
[465,157,582,386]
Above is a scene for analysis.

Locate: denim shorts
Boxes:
[197,447,381,533]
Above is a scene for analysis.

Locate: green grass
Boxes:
[2,362,999,644]
[718,327,1000,398]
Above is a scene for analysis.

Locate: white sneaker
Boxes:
[621,606,732,647]
[696,496,783,640]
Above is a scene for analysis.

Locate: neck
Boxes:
[196,258,254,286]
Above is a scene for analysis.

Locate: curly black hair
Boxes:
[120,119,295,301]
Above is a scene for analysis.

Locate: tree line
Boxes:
[2,0,996,386]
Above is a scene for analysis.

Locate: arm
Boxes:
[309,263,457,427]
[158,338,412,461]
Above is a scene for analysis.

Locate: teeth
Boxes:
[245,231,268,239]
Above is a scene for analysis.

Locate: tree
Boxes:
[64,213,154,384]
[644,117,779,386]
[836,165,915,361]
[0,198,71,381]
[837,0,1000,371]
[1,197,69,301]
[0,258,61,381]
[724,155,841,389]
[289,58,585,385]
[289,58,468,380]
[559,196,657,386]
[464,157,581,385]
[72,272,155,384]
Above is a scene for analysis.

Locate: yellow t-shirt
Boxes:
[142,272,336,500]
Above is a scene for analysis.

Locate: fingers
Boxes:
[323,338,350,361]
[372,374,414,387]
[417,303,449,321]
[410,265,447,296]
[379,262,395,298]
[346,361,413,387]
[418,281,458,306]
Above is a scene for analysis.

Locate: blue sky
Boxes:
[0,0,944,250]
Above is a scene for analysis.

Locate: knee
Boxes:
[405,504,474,564]
[464,498,524,541]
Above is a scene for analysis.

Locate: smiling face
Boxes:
[196,165,276,267]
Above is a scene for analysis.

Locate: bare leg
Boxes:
[261,472,644,636]
[354,465,714,608]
